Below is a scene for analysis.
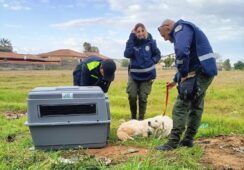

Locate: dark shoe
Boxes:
[155,142,178,151]
[138,114,144,120]
[179,139,194,148]
[131,114,137,120]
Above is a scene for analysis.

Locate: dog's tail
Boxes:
[117,130,134,141]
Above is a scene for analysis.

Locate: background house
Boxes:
[0,49,109,70]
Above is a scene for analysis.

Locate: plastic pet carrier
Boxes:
[25,86,110,149]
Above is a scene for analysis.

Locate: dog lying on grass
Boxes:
[147,115,173,137]
[117,115,173,141]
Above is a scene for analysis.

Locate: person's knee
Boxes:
[139,93,148,103]
[173,98,190,113]
[128,94,137,101]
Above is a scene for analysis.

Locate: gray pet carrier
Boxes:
[25,86,110,149]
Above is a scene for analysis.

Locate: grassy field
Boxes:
[0,69,243,169]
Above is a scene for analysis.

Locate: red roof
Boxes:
[38,49,109,59]
[0,49,110,63]
[0,52,35,58]
[0,52,59,62]
[0,60,59,65]
[38,49,83,58]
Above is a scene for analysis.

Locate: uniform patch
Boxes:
[145,45,150,51]
[176,59,183,64]
[174,25,183,33]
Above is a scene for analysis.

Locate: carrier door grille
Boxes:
[39,104,96,117]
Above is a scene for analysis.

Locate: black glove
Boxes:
[177,76,198,100]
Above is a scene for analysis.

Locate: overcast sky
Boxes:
[0,0,243,63]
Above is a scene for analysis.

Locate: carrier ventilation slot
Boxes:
[39,104,96,117]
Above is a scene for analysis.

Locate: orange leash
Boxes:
[163,82,170,116]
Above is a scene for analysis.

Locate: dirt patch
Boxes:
[85,136,244,168]
[3,111,26,119]
[197,135,244,170]
[87,144,148,163]
[60,136,244,167]
[61,144,148,165]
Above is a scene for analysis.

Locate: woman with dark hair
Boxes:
[124,23,161,120]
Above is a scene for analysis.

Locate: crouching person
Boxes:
[73,55,116,93]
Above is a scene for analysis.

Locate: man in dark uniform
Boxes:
[73,55,116,93]
[156,19,217,151]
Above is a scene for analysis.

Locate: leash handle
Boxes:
[163,82,170,116]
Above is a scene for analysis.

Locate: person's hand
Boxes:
[166,82,176,89]
[144,31,148,39]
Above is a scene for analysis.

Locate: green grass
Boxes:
[0,70,243,169]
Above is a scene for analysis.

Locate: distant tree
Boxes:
[0,38,13,52]
[234,61,244,70]
[121,59,129,67]
[90,46,99,53]
[222,59,231,71]
[163,56,175,67]
[83,42,91,52]
[83,42,99,53]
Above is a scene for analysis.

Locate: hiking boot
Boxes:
[155,141,178,151]
[179,139,194,148]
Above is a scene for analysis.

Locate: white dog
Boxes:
[117,119,153,141]
[147,115,173,137]
[117,115,173,141]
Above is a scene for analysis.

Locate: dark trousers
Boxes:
[126,76,153,120]
[169,73,214,145]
